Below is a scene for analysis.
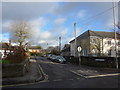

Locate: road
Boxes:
[3,56,120,88]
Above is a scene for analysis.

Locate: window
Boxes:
[118,41,120,45]
[92,49,97,56]
[118,51,120,56]
[108,49,112,56]
[108,41,111,45]
[83,49,88,56]
[93,38,97,44]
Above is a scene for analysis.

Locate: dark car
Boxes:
[47,54,52,60]
[41,54,46,57]
[49,55,57,62]
[54,56,66,64]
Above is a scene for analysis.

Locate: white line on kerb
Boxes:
[53,79,62,81]
[70,70,86,78]
[86,73,120,78]
[71,70,120,78]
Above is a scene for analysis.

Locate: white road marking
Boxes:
[29,59,36,62]
[77,77,80,79]
[86,73,120,78]
[53,79,62,81]
[38,60,59,65]
[71,70,120,79]
[68,78,74,80]
[70,70,87,78]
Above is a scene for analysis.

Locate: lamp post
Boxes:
[74,22,77,57]
[112,1,118,69]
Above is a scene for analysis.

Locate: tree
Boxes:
[90,37,101,56]
[9,20,31,48]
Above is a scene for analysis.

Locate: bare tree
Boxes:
[9,20,31,48]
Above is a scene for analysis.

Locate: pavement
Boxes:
[68,63,120,78]
[2,59,45,86]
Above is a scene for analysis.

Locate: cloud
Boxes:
[29,17,46,28]
[77,10,86,18]
[2,2,59,21]
[38,40,46,44]
[40,31,51,39]
[61,28,68,35]
[54,18,66,25]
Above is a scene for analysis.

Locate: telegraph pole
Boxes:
[112,1,118,69]
[59,37,61,54]
[74,22,77,57]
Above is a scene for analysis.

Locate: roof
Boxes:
[62,44,70,52]
[0,42,9,49]
[70,30,120,43]
[27,46,41,49]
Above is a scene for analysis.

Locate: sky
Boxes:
[1,1,119,49]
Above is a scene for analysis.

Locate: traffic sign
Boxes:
[77,46,82,52]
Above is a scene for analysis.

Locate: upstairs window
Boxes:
[93,38,97,44]
[108,41,111,45]
[118,41,120,45]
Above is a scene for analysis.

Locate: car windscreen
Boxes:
[57,56,66,61]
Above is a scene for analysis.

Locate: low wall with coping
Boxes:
[64,56,120,68]
[2,59,30,78]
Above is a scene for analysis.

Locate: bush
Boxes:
[0,60,10,64]
[3,46,29,64]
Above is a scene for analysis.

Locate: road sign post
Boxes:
[77,46,82,65]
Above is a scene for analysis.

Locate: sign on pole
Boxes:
[77,46,82,52]
[77,46,82,65]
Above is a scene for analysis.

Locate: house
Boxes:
[69,30,120,57]
[61,44,70,56]
[0,42,10,58]
[27,46,41,53]
[47,46,60,53]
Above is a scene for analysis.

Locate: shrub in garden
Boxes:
[3,46,29,64]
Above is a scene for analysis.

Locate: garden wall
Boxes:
[64,56,120,68]
[2,59,30,78]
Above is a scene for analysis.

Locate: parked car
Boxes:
[47,54,52,59]
[50,55,57,62]
[54,56,66,64]
[41,54,46,57]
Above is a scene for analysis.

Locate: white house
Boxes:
[70,30,120,57]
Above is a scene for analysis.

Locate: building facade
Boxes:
[61,44,70,56]
[70,30,120,57]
